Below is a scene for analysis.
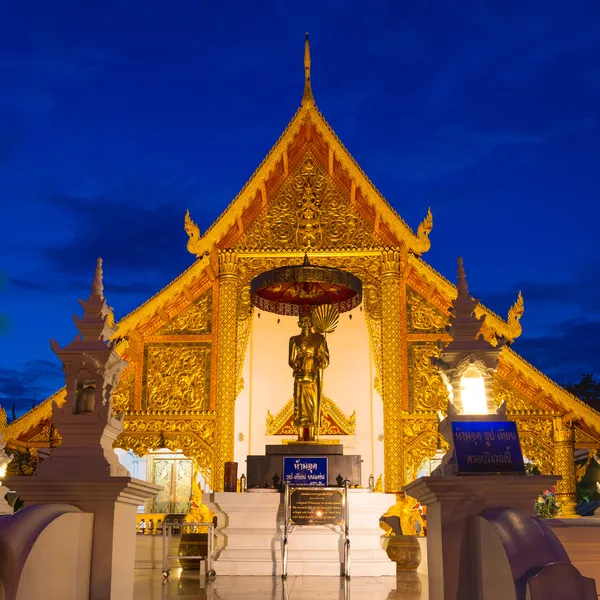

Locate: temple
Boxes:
[4,34,600,522]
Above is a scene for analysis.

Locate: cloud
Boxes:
[479,265,600,318]
[0,359,63,416]
[513,318,600,386]
[43,180,196,283]
[8,275,162,297]
[376,124,546,182]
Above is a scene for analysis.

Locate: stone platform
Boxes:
[204,490,396,576]
[247,444,361,489]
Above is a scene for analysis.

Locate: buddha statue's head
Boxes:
[298,314,313,334]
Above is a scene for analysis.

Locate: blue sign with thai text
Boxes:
[452,421,525,474]
[283,457,328,487]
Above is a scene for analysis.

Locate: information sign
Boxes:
[452,421,525,474]
[283,456,327,486]
[289,488,344,526]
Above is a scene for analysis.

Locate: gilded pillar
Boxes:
[553,416,578,518]
[213,251,238,491]
[381,249,406,493]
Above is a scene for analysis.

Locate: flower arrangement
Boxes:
[535,486,562,518]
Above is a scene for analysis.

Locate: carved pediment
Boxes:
[156,289,212,335]
[240,154,374,251]
[266,396,355,436]
[407,288,449,333]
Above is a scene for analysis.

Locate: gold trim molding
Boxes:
[266,396,355,436]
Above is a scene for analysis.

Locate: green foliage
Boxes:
[534,487,561,519]
[524,462,541,476]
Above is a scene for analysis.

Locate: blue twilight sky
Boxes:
[0,1,599,414]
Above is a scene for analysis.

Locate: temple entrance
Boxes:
[147,452,193,514]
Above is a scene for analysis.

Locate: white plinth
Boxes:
[204,490,396,576]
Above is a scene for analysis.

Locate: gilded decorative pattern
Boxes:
[364,304,383,395]
[576,450,594,483]
[185,104,427,259]
[242,154,374,250]
[213,252,239,491]
[410,344,448,411]
[512,417,554,475]
[493,377,530,411]
[112,369,135,414]
[235,285,253,396]
[110,256,211,340]
[123,412,215,447]
[27,424,62,446]
[266,396,355,436]
[574,427,600,446]
[381,250,405,492]
[309,108,433,254]
[143,343,211,412]
[402,413,441,483]
[407,288,448,332]
[553,417,577,511]
[115,433,213,484]
[156,289,212,335]
[5,447,38,476]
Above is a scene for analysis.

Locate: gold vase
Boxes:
[382,535,422,572]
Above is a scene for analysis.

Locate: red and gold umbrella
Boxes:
[250,254,362,316]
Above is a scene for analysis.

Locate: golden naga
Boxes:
[381,493,425,537]
[475,290,525,344]
[184,210,204,257]
[414,208,434,255]
[289,313,330,441]
[506,290,525,340]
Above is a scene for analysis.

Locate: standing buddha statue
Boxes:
[288,313,330,441]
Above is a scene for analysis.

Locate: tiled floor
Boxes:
[133,569,428,599]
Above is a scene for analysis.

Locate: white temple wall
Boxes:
[114,448,147,481]
[234,306,381,487]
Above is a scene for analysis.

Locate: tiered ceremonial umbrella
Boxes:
[250,254,362,316]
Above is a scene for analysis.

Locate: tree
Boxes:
[565,374,600,412]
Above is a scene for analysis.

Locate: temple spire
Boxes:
[302,32,315,106]
[92,257,104,299]
[457,256,469,298]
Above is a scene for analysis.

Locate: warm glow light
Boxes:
[460,366,488,415]
[0,464,6,478]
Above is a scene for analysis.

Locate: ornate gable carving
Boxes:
[156,289,212,335]
[266,396,355,436]
[240,154,374,250]
[407,288,449,333]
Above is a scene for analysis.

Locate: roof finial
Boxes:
[92,258,104,298]
[457,257,469,298]
[302,32,314,106]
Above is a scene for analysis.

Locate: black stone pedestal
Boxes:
[246,444,361,490]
